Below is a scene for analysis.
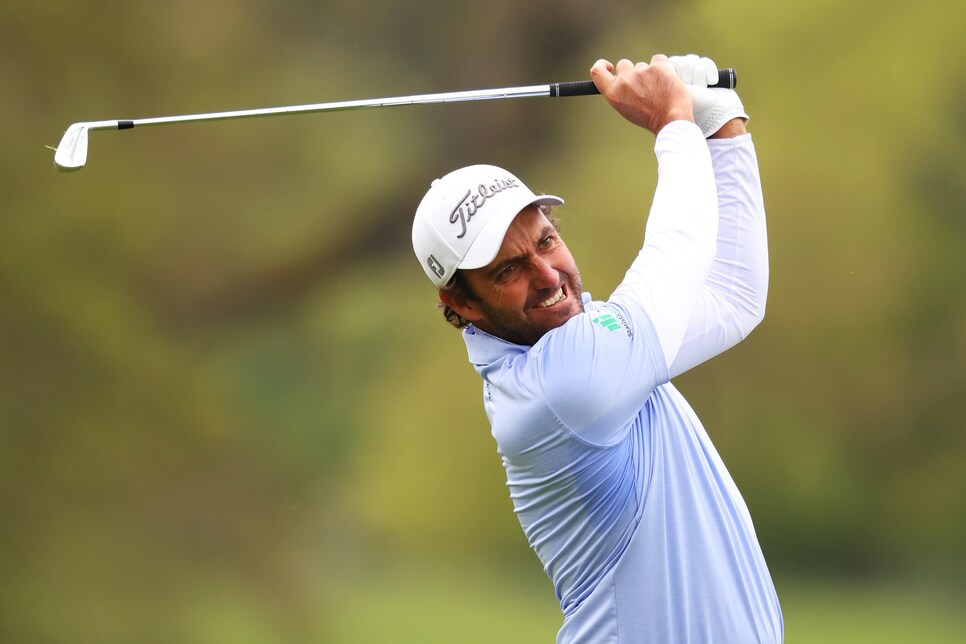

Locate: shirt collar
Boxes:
[463,324,527,368]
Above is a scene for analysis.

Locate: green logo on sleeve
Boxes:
[592,312,622,332]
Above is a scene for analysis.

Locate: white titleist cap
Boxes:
[412,164,564,287]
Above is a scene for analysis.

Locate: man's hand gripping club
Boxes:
[591,53,749,138]
[590,54,695,135]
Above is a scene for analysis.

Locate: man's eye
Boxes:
[540,235,555,248]
[501,265,516,277]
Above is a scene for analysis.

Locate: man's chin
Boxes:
[520,296,585,344]
[538,301,582,325]
[546,289,585,321]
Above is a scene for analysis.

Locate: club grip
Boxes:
[550,68,737,97]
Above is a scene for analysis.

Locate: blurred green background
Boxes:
[3,0,965,641]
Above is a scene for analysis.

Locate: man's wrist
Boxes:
[708,118,748,139]
[655,114,696,134]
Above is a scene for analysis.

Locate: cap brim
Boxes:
[457,195,564,270]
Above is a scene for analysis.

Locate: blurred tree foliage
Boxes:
[1,0,964,641]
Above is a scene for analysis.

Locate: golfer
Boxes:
[412,54,782,643]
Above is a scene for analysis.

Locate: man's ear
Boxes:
[439,288,484,324]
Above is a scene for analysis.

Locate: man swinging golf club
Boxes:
[412,54,782,643]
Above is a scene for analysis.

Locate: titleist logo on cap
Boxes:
[449,177,521,239]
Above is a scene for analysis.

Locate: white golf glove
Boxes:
[669,54,749,137]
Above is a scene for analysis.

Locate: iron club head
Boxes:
[54,122,91,172]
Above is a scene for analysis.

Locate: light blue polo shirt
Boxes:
[464,291,783,643]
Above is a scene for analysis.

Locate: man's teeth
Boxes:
[538,288,565,308]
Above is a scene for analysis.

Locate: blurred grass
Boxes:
[324,561,560,644]
[778,577,966,643]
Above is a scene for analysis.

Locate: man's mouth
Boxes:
[536,287,566,309]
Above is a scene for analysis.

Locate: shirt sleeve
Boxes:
[608,120,719,371]
[668,133,769,377]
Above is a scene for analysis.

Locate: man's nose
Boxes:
[531,257,559,288]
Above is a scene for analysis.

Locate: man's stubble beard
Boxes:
[477,272,584,346]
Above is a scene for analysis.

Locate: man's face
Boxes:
[450,206,584,345]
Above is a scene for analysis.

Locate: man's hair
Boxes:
[438,270,477,329]
[437,205,560,329]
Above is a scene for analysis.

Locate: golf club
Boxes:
[53,69,736,172]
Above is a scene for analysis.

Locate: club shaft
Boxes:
[113,84,558,130]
